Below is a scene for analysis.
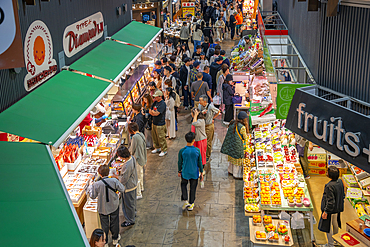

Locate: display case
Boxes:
[119,65,150,116]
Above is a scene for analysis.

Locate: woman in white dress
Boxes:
[165,87,176,139]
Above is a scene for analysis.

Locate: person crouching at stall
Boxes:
[318,166,345,247]
[220,111,249,179]
[113,145,138,227]
[222,74,235,125]
[89,165,125,246]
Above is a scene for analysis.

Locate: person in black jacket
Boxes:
[318,166,345,247]
[180,57,193,110]
[131,104,145,134]
[209,56,223,96]
[222,74,235,124]
[229,11,237,40]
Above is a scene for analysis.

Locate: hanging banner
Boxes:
[63,12,104,58]
[276,83,313,119]
[24,20,57,91]
[286,86,370,173]
[0,0,24,70]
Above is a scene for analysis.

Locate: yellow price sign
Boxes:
[182,7,195,18]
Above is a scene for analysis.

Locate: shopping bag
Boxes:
[213,95,221,105]
[291,211,305,229]
[278,211,291,225]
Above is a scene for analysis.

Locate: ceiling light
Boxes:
[139,4,143,8]
[151,3,154,7]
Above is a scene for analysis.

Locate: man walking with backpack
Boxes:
[191,72,212,108]
[89,165,125,246]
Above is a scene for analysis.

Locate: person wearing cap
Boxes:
[191,72,212,108]
[180,22,190,49]
[180,57,193,110]
[199,52,209,72]
[210,56,224,96]
[190,61,201,85]
[192,45,203,62]
[149,90,168,157]
[222,74,235,124]
[198,94,220,162]
[162,66,176,92]
[220,110,249,179]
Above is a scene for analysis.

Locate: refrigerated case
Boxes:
[119,65,151,117]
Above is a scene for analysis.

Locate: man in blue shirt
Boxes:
[178,132,204,211]
[202,65,213,92]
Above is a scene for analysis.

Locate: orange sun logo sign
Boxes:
[24,20,57,91]
[33,36,45,66]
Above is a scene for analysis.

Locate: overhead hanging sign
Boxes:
[276,83,313,119]
[63,12,104,58]
[286,86,370,173]
[0,0,24,70]
[24,20,57,92]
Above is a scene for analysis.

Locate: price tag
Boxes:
[365,218,370,228]
[271,174,276,180]
[293,188,298,195]
[271,190,276,196]
[254,178,259,185]
[267,231,274,239]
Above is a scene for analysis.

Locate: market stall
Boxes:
[0,21,162,233]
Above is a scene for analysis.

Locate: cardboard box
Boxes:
[309,168,327,176]
[308,161,327,169]
[82,125,102,138]
[307,147,326,162]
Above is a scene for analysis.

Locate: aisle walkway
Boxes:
[118,112,250,246]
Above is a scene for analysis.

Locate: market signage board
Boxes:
[24,20,57,91]
[63,12,104,58]
[182,7,195,17]
[286,86,370,173]
[0,0,24,70]
[276,83,313,119]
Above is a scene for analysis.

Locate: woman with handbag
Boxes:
[142,94,154,149]
[222,74,235,124]
[217,64,230,112]
[220,111,249,179]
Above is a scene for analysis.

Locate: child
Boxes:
[89,165,125,246]
[191,108,207,169]
[178,132,204,211]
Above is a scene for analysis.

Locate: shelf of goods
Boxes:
[53,123,122,224]
[230,36,264,75]
[342,165,370,219]
[242,0,258,31]
[243,120,315,242]
[120,65,151,117]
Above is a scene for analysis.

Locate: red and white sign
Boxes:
[182,2,195,7]
[63,12,104,58]
[24,20,57,92]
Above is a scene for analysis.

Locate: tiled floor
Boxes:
[112,37,315,246]
[115,111,251,247]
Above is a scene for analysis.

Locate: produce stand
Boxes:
[249,219,294,247]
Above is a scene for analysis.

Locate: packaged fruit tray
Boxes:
[277,222,289,235]
[263,215,273,225]
[255,231,267,241]
[264,223,277,233]
[252,215,262,225]
[245,203,260,213]
[267,232,280,242]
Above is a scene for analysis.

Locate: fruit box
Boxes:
[82,126,102,138]
[308,161,327,169]
[307,147,326,162]
[308,168,327,176]
[342,174,359,188]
